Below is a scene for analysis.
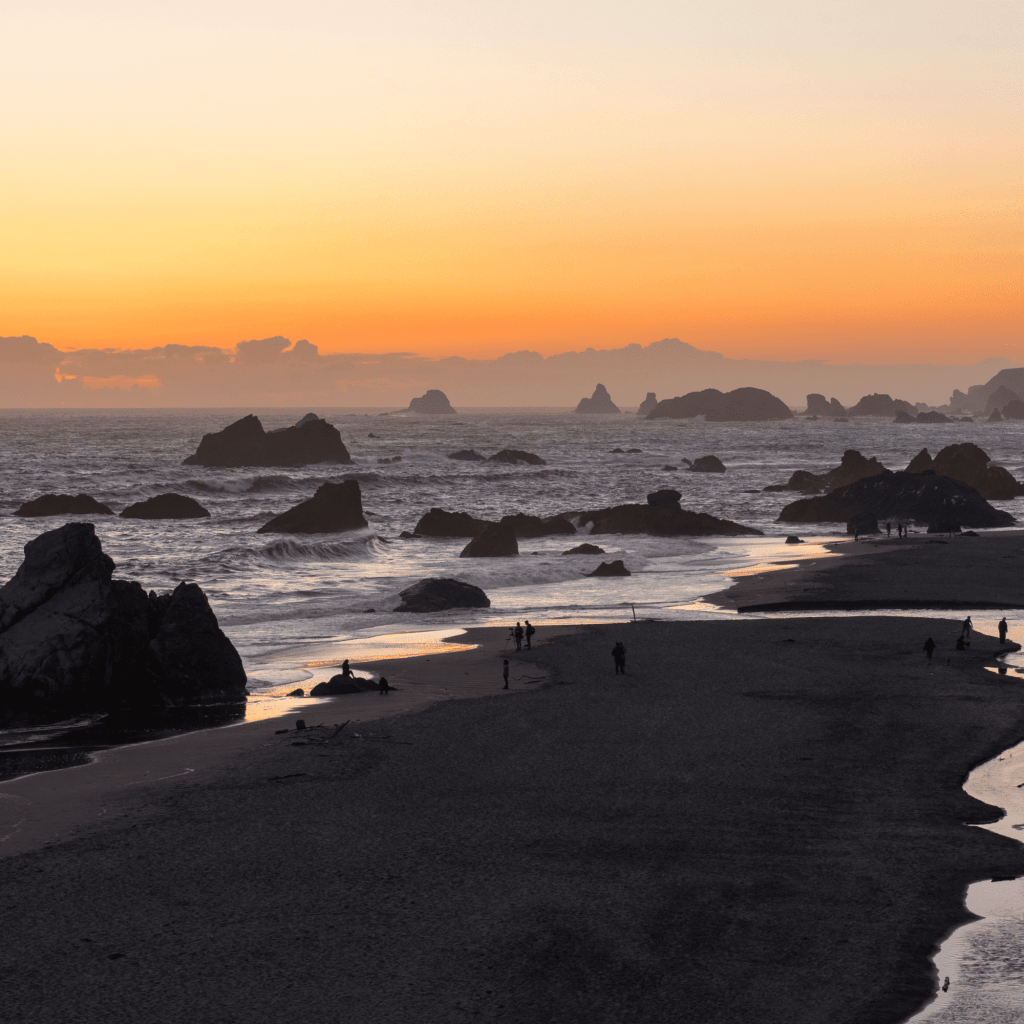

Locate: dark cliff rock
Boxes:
[447,449,486,462]
[564,543,606,555]
[407,390,456,414]
[777,472,1015,529]
[393,578,491,613]
[1003,400,1024,421]
[575,384,621,414]
[988,408,1004,422]
[647,489,682,508]
[805,394,832,416]
[763,450,887,495]
[986,386,1021,415]
[904,444,1024,500]
[488,450,546,466]
[183,414,351,468]
[894,410,917,424]
[847,394,917,418]
[636,393,658,416]
[647,388,792,422]
[915,411,950,423]
[570,490,761,537]
[14,494,114,517]
[690,455,726,473]
[498,513,576,538]
[0,523,246,726]
[257,480,367,534]
[120,494,211,520]
[414,508,492,537]
[459,523,519,557]
[847,513,879,535]
[587,560,631,577]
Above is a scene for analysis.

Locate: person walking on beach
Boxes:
[612,641,626,675]
[924,637,936,663]
[999,617,1008,644]
[514,622,524,651]
[961,616,972,641]
[886,522,891,537]
[525,620,535,649]
[378,676,390,695]
[502,659,510,689]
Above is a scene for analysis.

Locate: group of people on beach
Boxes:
[510,620,535,650]
[885,522,910,538]
[923,616,1009,662]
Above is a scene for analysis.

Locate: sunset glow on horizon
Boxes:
[2,0,1020,364]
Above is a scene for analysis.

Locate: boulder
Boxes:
[847,513,879,536]
[636,393,658,416]
[0,523,246,726]
[183,414,351,467]
[407,390,456,414]
[120,494,211,520]
[498,513,576,538]
[905,448,934,474]
[311,675,377,695]
[777,471,1015,529]
[564,543,606,555]
[1004,400,1024,421]
[846,394,917,418]
[893,409,917,424]
[570,500,761,537]
[447,449,486,462]
[287,688,305,697]
[904,444,1024,500]
[690,455,726,473]
[763,451,886,495]
[916,410,950,423]
[587,560,631,577]
[414,508,491,537]
[988,408,1004,422]
[647,387,792,422]
[575,384,621,414]
[393,578,491,613]
[257,480,367,534]
[14,494,114,517]
[488,449,546,466]
[647,489,682,509]
[784,536,803,544]
[459,523,519,557]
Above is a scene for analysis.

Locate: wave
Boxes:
[188,475,302,495]
[261,534,386,563]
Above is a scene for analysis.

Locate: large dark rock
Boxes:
[393,578,491,613]
[805,394,832,416]
[570,492,761,537]
[647,388,792,422]
[647,489,682,508]
[904,443,1024,500]
[498,513,576,538]
[915,410,950,423]
[311,675,378,695]
[847,394,917,418]
[587,560,631,577]
[14,494,114,517]
[847,513,879,536]
[183,414,351,468]
[986,386,1021,415]
[636,393,658,416]
[564,543,606,555]
[0,523,246,725]
[690,455,726,473]
[894,409,918,424]
[763,450,887,495]
[1004,400,1024,421]
[407,390,456,414]
[414,508,491,537]
[988,408,1004,422]
[575,384,621,414]
[488,449,546,466]
[120,494,210,520]
[447,449,486,462]
[257,480,367,534]
[778,472,1015,529]
[460,523,519,557]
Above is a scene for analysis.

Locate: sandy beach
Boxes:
[2,565,1024,1021]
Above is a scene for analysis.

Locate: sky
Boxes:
[2,1,1021,365]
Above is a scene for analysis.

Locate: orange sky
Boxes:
[1,1,1020,363]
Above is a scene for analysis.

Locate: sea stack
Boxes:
[575,384,621,414]
[183,414,351,468]
[13,494,114,517]
[636,393,658,416]
[257,480,368,534]
[647,388,792,422]
[407,390,456,414]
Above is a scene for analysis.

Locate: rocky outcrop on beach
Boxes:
[636,393,658,416]
[487,449,546,466]
[764,450,887,495]
[447,449,486,462]
[904,444,1024,500]
[407,390,456,414]
[311,674,379,695]
[183,414,351,468]
[14,494,114,517]
[414,508,491,537]
[587,560,631,577]
[569,490,762,537]
[777,472,1015,529]
[257,480,367,534]
[393,578,491,613]
[564,543,605,555]
[690,455,726,473]
[459,523,519,557]
[575,384,621,414]
[0,523,246,725]
[846,394,917,418]
[498,513,576,537]
[646,387,792,422]
[120,494,211,519]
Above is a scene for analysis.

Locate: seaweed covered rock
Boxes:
[407,390,456,414]
[0,523,246,725]
[460,523,519,557]
[257,480,367,534]
[488,449,546,466]
[575,384,621,414]
[14,494,114,517]
[647,388,792,422]
[183,414,351,468]
[414,508,492,537]
[393,578,491,613]
[498,513,575,538]
[904,444,1024,501]
[120,494,211,519]
[690,455,726,474]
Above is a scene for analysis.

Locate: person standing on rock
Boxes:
[999,617,1008,644]
[924,637,936,663]
[524,620,535,649]
[612,641,626,675]
[514,622,524,651]
[341,659,351,678]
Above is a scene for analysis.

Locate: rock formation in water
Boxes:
[311,675,379,695]
[846,394,917,418]
[568,490,761,537]
[1003,400,1024,421]
[647,388,792,422]
[414,508,491,537]
[447,449,486,462]
[183,414,351,468]
[459,523,519,557]
[563,543,606,555]
[777,473,1015,529]
[393,578,491,613]
[763,450,887,495]
[587,560,631,577]
[14,494,114,517]
[904,444,1024,500]
[988,408,1004,422]
[487,449,546,466]
[498,513,576,537]
[806,394,846,417]
[893,410,917,423]
[407,390,456,414]
[690,455,726,474]
[575,384,621,414]
[985,386,1021,415]
[257,480,367,534]
[636,393,658,416]
[0,523,247,725]
[120,494,211,519]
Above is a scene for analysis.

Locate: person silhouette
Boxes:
[612,641,626,675]
[886,522,891,537]
[999,617,1008,644]
[378,676,390,695]
[514,622,523,651]
[524,620,535,649]
[502,659,510,689]
[924,637,936,663]
[961,616,972,640]
[341,659,351,678]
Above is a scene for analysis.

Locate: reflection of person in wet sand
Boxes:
[502,659,509,689]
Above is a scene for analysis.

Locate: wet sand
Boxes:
[2,612,1023,1023]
